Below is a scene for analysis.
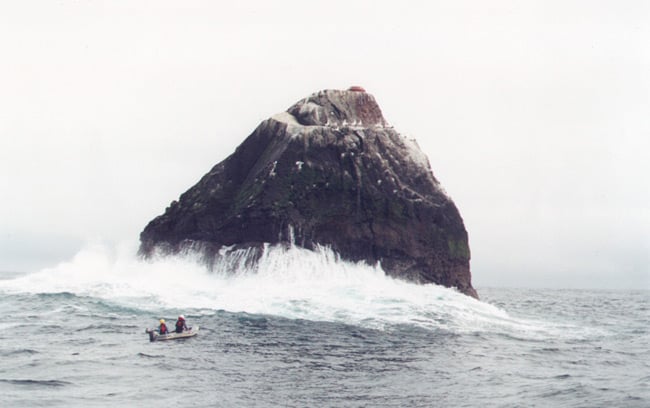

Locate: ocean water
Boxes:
[0,243,648,407]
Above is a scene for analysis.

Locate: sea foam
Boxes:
[0,240,550,336]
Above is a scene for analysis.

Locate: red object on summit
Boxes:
[348,86,366,92]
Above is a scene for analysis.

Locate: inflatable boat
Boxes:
[146,326,199,342]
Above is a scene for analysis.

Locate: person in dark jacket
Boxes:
[175,315,189,333]
[159,319,168,335]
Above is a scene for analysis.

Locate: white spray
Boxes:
[0,240,552,336]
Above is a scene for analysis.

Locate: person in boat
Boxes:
[158,319,169,335]
[175,315,189,333]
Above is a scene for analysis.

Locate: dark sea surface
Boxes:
[0,244,648,407]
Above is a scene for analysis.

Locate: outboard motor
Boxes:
[146,329,156,342]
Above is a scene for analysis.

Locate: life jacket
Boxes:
[175,319,186,333]
[159,323,168,334]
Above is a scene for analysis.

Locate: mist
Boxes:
[1,1,648,289]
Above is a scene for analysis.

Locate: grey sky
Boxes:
[1,1,648,289]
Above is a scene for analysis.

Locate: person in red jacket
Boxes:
[175,315,189,333]
[158,319,168,335]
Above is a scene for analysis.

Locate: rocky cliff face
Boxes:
[140,89,478,298]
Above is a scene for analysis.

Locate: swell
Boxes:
[0,242,560,338]
[0,379,71,387]
[0,349,39,357]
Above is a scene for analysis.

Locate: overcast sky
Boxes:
[1,1,648,289]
